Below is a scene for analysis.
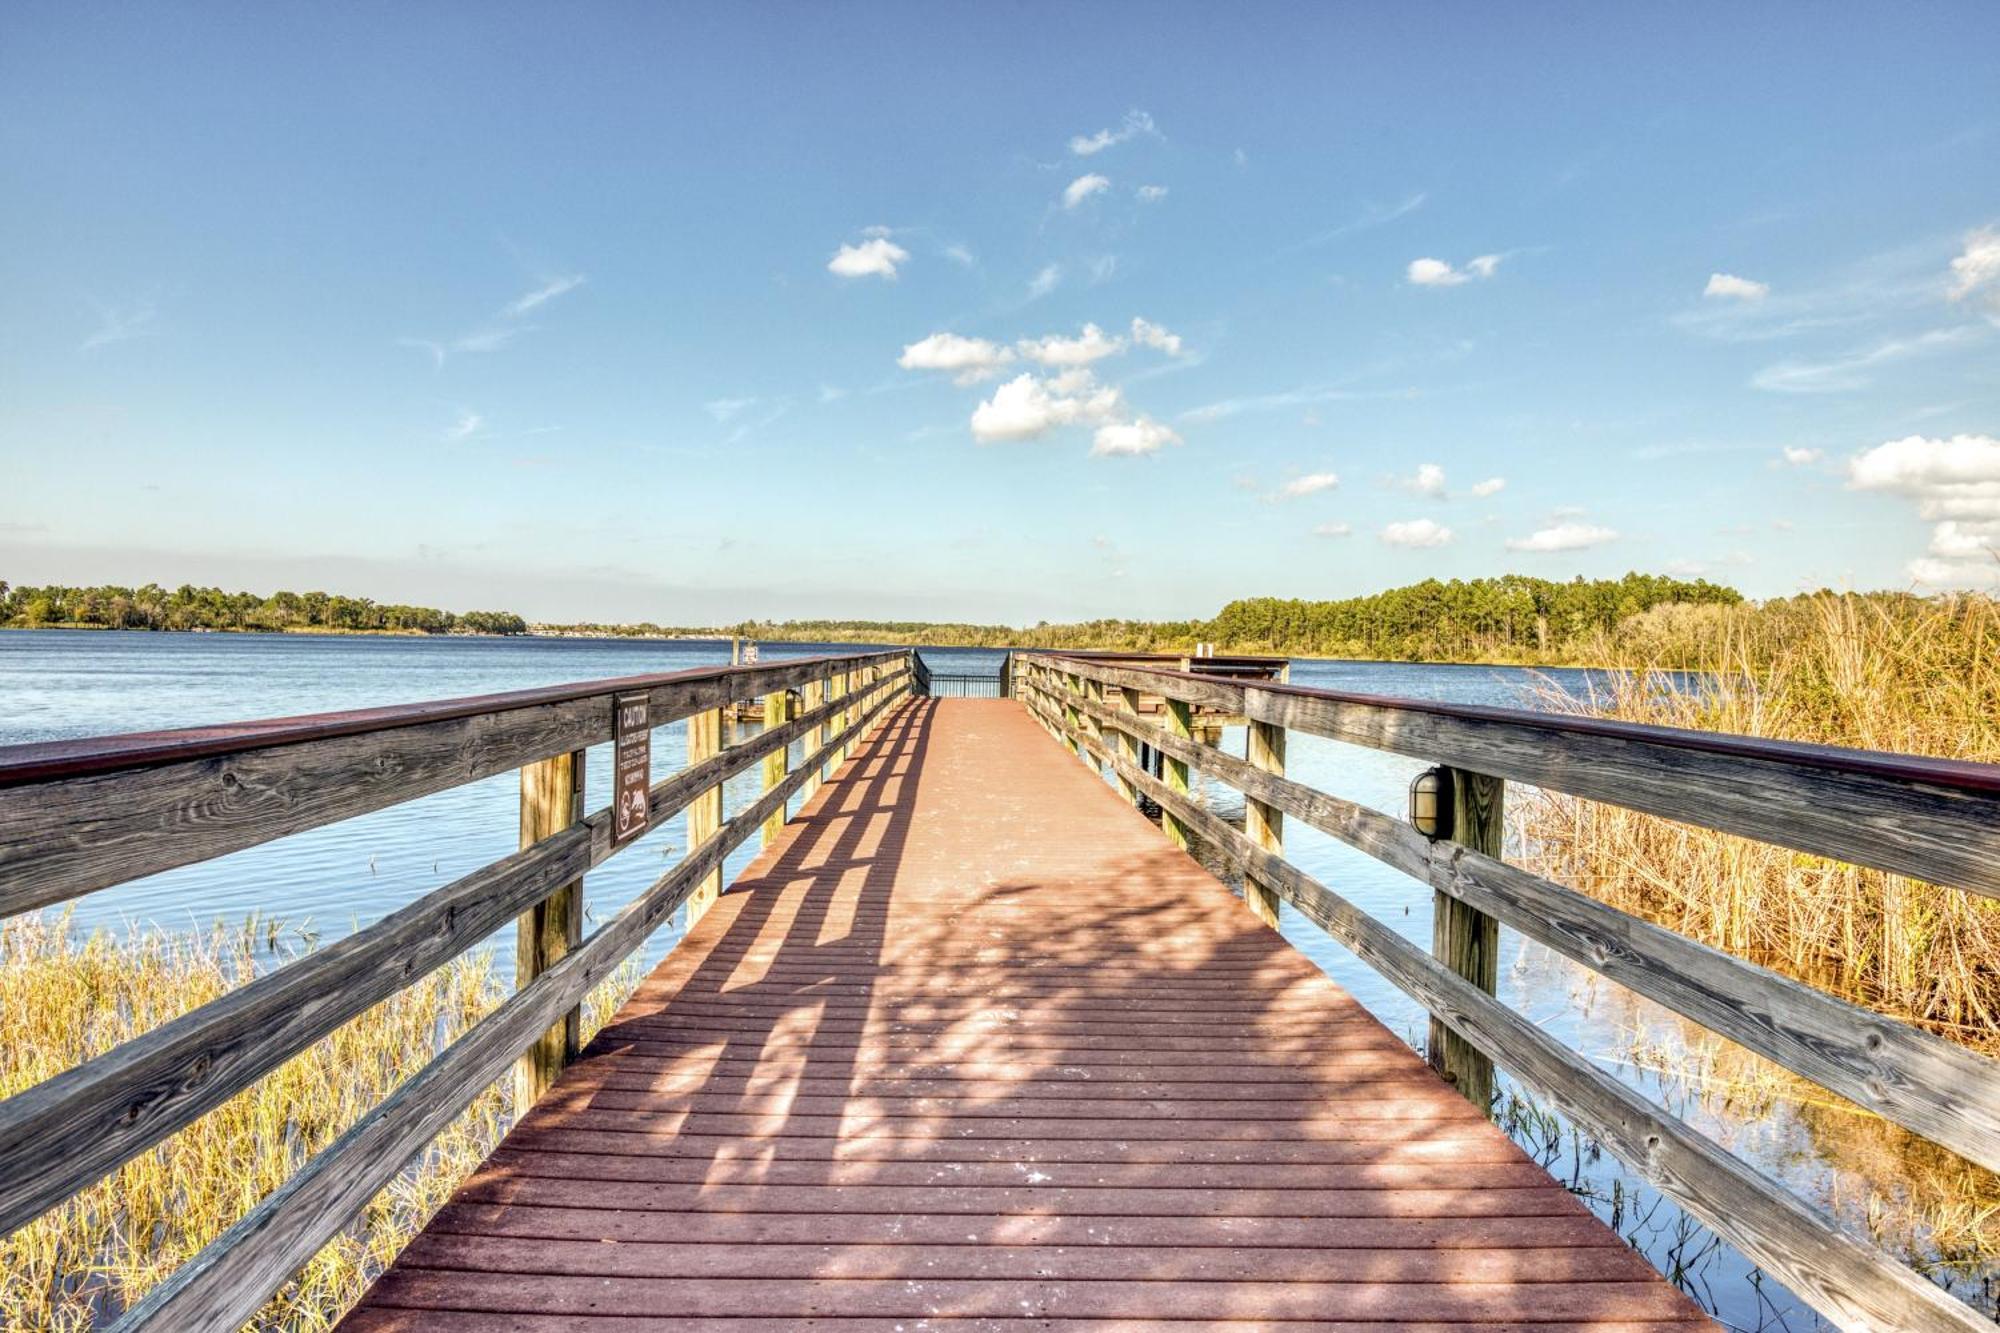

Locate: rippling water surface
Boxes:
[6,630,1970,1330]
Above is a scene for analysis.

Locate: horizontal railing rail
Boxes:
[1015,652,2000,1333]
[0,648,917,1331]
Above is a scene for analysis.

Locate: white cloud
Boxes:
[1137,185,1169,203]
[1404,462,1447,497]
[1910,556,2000,588]
[1781,446,1824,465]
[969,370,1122,443]
[79,301,159,352]
[1752,326,1983,393]
[1381,518,1454,548]
[1849,433,2000,516]
[1313,521,1354,538]
[1070,110,1157,157]
[1469,476,1507,498]
[1408,258,1466,288]
[1089,254,1119,283]
[943,244,976,266]
[1409,255,1500,288]
[1505,521,1618,552]
[828,236,909,279]
[1018,322,1125,367]
[1092,415,1180,457]
[1848,433,2000,586]
[899,332,1015,384]
[1129,317,1184,356]
[704,397,757,423]
[1928,519,2000,560]
[1948,226,2000,313]
[1704,272,1769,302]
[1062,174,1111,210]
[1279,472,1341,499]
[1027,264,1062,299]
[444,409,483,442]
[506,273,585,316]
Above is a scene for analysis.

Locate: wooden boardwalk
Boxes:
[340,698,1710,1331]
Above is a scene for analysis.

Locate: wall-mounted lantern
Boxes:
[1408,766,1454,841]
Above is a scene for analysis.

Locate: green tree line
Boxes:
[716,574,1741,661]
[0,581,527,636]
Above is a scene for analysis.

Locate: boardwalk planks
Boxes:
[335,700,1712,1332]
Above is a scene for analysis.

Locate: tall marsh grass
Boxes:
[1528,591,2000,1042]
[1522,590,2000,1273]
[0,914,641,1331]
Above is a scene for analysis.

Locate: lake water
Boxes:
[1,629,1978,1331]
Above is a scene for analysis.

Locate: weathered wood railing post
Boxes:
[1428,767,1503,1108]
[1059,671,1083,757]
[827,666,850,774]
[686,703,725,925]
[761,688,796,848]
[516,747,584,1107]
[1161,695,1194,851]
[1111,684,1142,806]
[800,676,826,805]
[1243,719,1285,927]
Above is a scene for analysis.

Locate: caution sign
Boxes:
[612,692,651,845]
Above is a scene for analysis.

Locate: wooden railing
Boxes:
[1014,651,2000,1333]
[0,648,914,1331]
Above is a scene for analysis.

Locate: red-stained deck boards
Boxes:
[339,699,1712,1331]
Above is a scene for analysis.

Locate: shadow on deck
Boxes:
[339,698,1711,1330]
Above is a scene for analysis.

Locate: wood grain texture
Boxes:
[1243,719,1285,928]
[331,698,1706,1333]
[0,652,904,916]
[1039,696,1989,1332]
[0,674,899,1239]
[515,748,585,1109]
[1051,679,2000,1177]
[1430,769,1501,1109]
[1028,654,2000,899]
[109,685,907,1333]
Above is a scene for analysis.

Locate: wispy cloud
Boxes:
[705,397,759,423]
[1069,110,1158,157]
[1291,194,1426,252]
[80,301,158,353]
[402,263,581,367]
[1751,325,1984,393]
[1136,184,1168,203]
[443,409,484,442]
[505,273,586,316]
[1062,174,1111,210]
[1027,264,1062,300]
[1950,225,2000,315]
[1313,521,1353,538]
[1180,384,1387,424]
[1469,476,1507,497]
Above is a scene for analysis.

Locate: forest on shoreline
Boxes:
[8,572,1988,672]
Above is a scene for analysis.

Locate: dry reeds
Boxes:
[0,914,640,1331]
[1520,590,2000,1271]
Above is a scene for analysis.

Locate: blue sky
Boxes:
[3,3,1997,623]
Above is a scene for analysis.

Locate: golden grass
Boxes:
[0,914,641,1331]
[1520,590,2000,1270]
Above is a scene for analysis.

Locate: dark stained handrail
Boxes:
[0,651,896,787]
